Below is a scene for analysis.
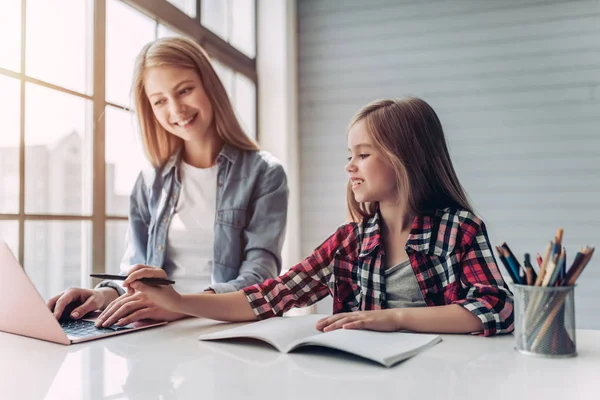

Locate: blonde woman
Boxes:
[122,97,514,336]
[48,37,288,326]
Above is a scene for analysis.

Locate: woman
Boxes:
[48,37,288,326]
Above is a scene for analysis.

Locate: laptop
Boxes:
[0,241,167,345]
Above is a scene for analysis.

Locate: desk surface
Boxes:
[1,318,599,400]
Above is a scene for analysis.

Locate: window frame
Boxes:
[0,0,258,283]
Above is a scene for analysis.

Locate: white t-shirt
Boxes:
[165,161,218,294]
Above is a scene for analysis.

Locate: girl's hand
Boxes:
[315,309,403,332]
[121,265,183,313]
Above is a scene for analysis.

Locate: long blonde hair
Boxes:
[132,37,259,167]
[347,97,473,222]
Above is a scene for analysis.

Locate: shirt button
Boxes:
[158,245,164,252]
[163,217,168,223]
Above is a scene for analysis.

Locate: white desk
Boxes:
[1,318,598,400]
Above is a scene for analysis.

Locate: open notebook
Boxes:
[199,314,441,367]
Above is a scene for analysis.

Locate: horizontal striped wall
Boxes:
[297,0,600,327]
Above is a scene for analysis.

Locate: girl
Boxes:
[117,97,513,336]
[47,37,288,326]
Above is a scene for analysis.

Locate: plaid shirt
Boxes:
[243,208,514,336]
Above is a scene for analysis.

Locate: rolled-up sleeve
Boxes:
[452,221,514,336]
[242,224,355,319]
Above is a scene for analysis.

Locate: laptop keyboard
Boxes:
[60,319,132,338]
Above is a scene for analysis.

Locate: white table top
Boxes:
[1,318,598,400]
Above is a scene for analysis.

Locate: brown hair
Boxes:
[347,97,473,222]
[132,37,258,167]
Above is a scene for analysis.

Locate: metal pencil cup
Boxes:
[513,284,577,358]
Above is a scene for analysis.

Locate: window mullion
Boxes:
[92,0,107,276]
[18,0,27,265]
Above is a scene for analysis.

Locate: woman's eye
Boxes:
[180,87,192,95]
[153,99,165,106]
[359,154,369,159]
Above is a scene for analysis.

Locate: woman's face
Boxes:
[345,120,398,204]
[144,65,215,142]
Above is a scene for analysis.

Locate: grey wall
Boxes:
[297,0,600,328]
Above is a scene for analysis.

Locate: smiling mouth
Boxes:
[174,113,197,127]
[351,179,364,189]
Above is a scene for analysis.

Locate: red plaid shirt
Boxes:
[243,208,514,336]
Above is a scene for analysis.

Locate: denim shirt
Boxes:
[99,144,288,295]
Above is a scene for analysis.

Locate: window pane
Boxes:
[201,0,228,40]
[158,23,180,39]
[167,0,196,18]
[105,106,146,216]
[0,221,19,258]
[26,0,93,94]
[25,83,92,215]
[106,221,127,275]
[0,0,21,72]
[24,221,91,300]
[233,73,256,139]
[230,0,256,58]
[212,59,233,99]
[106,0,155,107]
[0,75,20,214]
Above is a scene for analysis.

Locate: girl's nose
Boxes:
[345,159,357,173]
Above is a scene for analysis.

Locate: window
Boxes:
[0,0,21,72]
[106,0,155,108]
[212,60,257,139]
[202,0,256,58]
[26,0,93,94]
[0,75,20,214]
[167,0,196,18]
[24,83,93,215]
[105,105,145,217]
[0,0,257,306]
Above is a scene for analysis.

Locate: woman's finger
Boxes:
[123,267,166,287]
[126,264,150,275]
[100,299,145,327]
[114,307,151,326]
[96,293,131,323]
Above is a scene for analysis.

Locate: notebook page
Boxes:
[293,329,441,366]
[199,314,327,352]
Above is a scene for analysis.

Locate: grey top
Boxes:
[385,259,427,309]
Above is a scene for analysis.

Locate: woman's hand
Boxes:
[315,309,403,332]
[47,287,116,320]
[94,265,183,327]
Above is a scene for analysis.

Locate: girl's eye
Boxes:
[347,154,369,162]
[180,87,192,95]
[153,99,165,106]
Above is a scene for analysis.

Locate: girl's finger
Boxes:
[315,313,347,329]
[342,320,366,330]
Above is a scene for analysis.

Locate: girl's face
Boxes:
[346,120,398,204]
[144,65,215,142]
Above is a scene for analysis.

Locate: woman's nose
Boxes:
[169,99,186,116]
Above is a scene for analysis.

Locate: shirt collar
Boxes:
[358,211,435,258]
